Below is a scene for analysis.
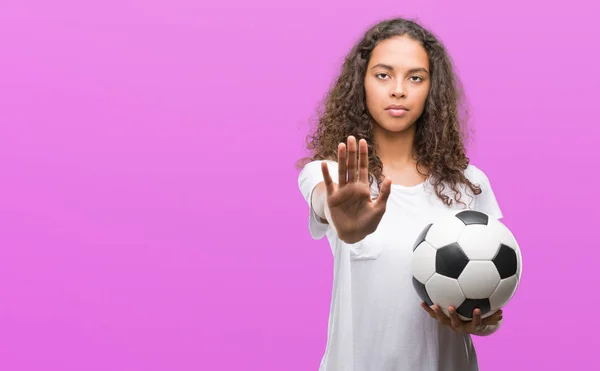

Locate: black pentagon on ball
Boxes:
[455,210,489,225]
[412,277,433,306]
[413,223,433,251]
[456,298,491,319]
[493,244,518,279]
[435,242,469,279]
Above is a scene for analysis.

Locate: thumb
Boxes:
[374,177,392,210]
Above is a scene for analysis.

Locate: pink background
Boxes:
[1,0,599,370]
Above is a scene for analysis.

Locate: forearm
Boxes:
[311,182,329,224]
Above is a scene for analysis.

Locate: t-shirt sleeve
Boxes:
[298,159,338,239]
[470,165,504,220]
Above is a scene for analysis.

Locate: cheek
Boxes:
[413,88,430,109]
[365,83,382,111]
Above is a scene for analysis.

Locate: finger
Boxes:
[421,302,437,319]
[321,162,335,196]
[483,309,503,326]
[337,142,347,187]
[374,177,392,210]
[358,139,369,183]
[347,136,358,183]
[448,307,462,329]
[471,308,482,329]
[433,305,450,326]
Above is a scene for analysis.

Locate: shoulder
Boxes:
[298,159,339,196]
[459,164,495,201]
[463,164,504,218]
[300,159,338,170]
[298,159,339,179]
[464,164,492,186]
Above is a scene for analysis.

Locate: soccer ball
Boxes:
[411,210,522,321]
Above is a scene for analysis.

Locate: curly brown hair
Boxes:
[297,17,481,206]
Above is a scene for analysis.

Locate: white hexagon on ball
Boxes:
[412,241,437,284]
[488,217,518,248]
[457,224,502,260]
[458,261,501,299]
[489,275,519,312]
[425,215,467,249]
[425,273,466,318]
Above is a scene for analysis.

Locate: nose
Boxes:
[390,81,406,98]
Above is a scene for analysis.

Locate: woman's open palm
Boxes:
[321,136,392,244]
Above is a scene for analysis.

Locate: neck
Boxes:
[372,124,417,168]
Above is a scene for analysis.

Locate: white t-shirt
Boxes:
[298,160,504,371]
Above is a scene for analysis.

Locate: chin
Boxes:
[376,117,417,133]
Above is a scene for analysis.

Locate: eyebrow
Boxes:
[371,63,429,74]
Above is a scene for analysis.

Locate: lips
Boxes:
[386,105,409,117]
[386,105,408,110]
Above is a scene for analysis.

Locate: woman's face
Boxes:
[364,35,431,134]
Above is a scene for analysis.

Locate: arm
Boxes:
[298,160,338,241]
[311,182,329,224]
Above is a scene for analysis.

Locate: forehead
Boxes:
[368,36,429,69]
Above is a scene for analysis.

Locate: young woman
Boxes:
[297,17,505,371]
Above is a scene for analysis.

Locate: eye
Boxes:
[410,76,424,82]
[376,73,390,80]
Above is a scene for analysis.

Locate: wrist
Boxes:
[472,323,500,336]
